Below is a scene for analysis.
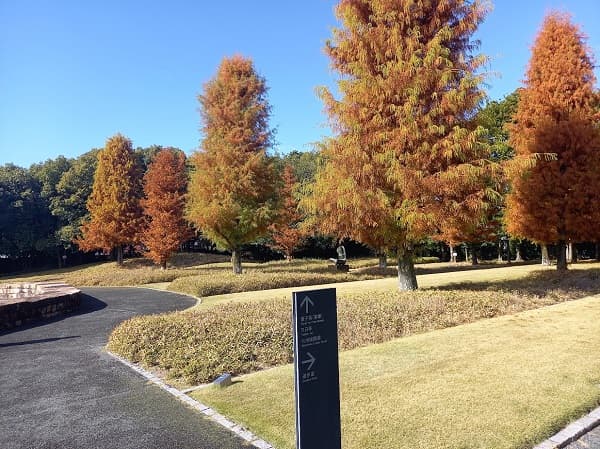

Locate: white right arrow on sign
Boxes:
[301,352,316,371]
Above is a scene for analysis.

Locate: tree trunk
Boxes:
[596,242,600,261]
[572,244,578,263]
[567,242,572,263]
[56,247,63,269]
[515,242,523,262]
[397,249,418,291]
[450,244,457,263]
[498,242,502,263]
[378,253,387,270]
[556,240,568,271]
[470,244,479,265]
[161,260,167,270]
[541,244,550,265]
[464,245,469,263]
[116,246,124,266]
[231,249,243,274]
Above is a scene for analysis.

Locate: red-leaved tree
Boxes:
[269,165,305,261]
[506,12,600,270]
[141,148,192,269]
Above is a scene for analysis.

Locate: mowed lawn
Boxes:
[193,294,600,449]
[195,262,550,309]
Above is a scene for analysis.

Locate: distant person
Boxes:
[329,244,347,264]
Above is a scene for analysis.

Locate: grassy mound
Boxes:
[168,269,373,297]
[108,268,600,384]
[0,253,229,287]
[192,295,600,449]
[166,258,399,297]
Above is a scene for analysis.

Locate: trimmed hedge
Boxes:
[108,276,586,384]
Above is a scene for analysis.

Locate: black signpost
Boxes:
[292,288,342,449]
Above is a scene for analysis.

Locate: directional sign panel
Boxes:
[292,288,341,449]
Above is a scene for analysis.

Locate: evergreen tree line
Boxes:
[2,3,599,291]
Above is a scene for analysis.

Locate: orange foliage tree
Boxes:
[187,56,277,274]
[506,12,600,271]
[269,165,305,261]
[141,148,192,269]
[303,0,496,290]
[76,134,142,265]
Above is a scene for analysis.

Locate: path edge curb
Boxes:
[106,351,274,449]
[533,406,600,449]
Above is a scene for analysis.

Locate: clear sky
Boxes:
[1,0,599,167]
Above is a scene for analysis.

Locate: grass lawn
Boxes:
[194,261,552,309]
[0,253,230,287]
[0,254,397,294]
[193,294,600,449]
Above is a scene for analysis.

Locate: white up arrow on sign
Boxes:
[301,352,316,371]
[300,296,314,314]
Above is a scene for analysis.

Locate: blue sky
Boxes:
[1,0,598,167]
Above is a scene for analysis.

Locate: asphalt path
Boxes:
[566,426,600,449]
[0,287,250,449]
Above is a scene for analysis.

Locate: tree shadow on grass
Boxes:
[415,260,538,276]
[429,268,600,301]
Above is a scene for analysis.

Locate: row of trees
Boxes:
[0,141,315,272]
[0,145,172,271]
[2,2,598,291]
[173,2,596,289]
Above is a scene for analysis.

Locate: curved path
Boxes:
[0,287,249,449]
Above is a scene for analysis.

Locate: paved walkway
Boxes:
[566,426,600,448]
[0,287,249,449]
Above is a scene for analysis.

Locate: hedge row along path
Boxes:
[0,287,248,449]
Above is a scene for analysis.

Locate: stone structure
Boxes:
[0,282,81,331]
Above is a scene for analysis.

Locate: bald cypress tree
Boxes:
[141,149,191,269]
[187,56,277,274]
[269,165,306,261]
[303,0,495,290]
[77,134,142,265]
[506,12,600,271]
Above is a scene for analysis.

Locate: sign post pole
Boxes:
[292,288,342,449]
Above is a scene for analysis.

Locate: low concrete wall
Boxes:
[0,282,81,331]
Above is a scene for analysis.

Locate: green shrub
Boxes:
[108,270,591,384]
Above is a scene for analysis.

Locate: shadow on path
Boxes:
[0,335,80,348]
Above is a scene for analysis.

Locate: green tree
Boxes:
[478,91,520,162]
[0,164,53,269]
[30,156,73,266]
[188,55,278,274]
[52,149,100,245]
